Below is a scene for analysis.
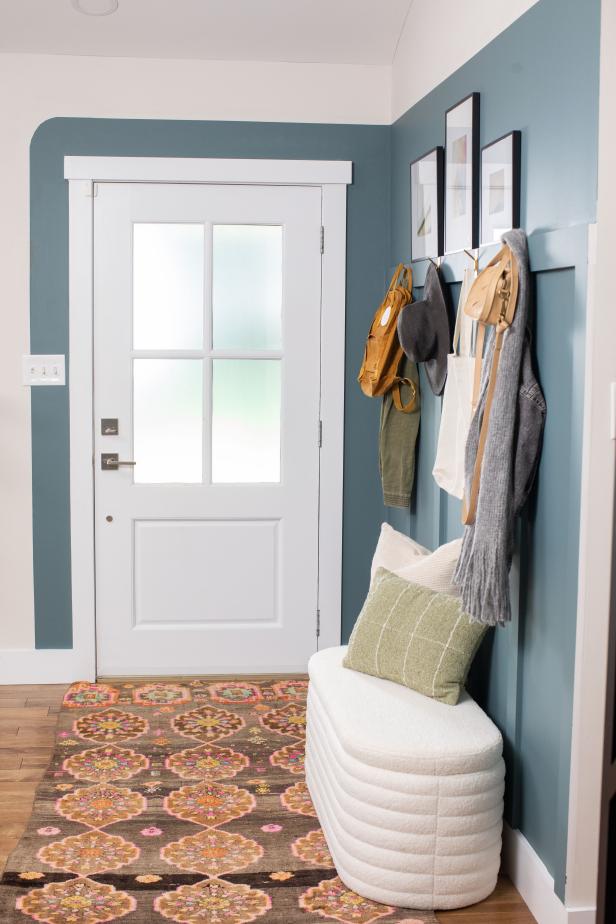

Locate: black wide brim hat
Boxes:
[397,262,451,396]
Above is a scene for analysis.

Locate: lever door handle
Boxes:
[101,453,137,470]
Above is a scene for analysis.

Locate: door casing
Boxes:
[65,156,351,680]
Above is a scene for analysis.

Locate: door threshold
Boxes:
[97,671,309,682]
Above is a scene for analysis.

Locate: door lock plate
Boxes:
[101,418,119,435]
[101,453,137,470]
[101,453,119,470]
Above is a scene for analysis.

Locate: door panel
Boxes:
[132,519,280,627]
[93,182,322,675]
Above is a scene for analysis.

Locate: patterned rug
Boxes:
[0,679,437,923]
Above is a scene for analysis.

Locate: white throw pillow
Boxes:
[370,523,462,596]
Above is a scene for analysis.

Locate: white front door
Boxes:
[93,182,323,675]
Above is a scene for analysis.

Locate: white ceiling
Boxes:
[0,0,413,66]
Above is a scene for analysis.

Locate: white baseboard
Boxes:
[0,647,94,684]
[0,648,308,684]
[503,824,596,924]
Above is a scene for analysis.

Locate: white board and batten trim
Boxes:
[503,825,596,924]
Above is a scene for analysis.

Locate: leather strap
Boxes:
[472,323,486,412]
[387,264,404,293]
[391,377,418,413]
[387,263,411,294]
[467,244,519,412]
[390,265,416,412]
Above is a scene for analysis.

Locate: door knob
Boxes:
[101,453,137,471]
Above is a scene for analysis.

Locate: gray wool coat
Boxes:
[454,229,546,626]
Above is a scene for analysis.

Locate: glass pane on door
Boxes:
[134,359,203,483]
[212,359,281,483]
[133,223,204,350]
[212,225,282,350]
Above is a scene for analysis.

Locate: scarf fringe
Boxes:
[453,529,473,587]
[457,540,511,627]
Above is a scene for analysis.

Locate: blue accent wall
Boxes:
[29,118,390,648]
[388,0,600,897]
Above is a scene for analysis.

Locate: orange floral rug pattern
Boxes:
[0,679,437,923]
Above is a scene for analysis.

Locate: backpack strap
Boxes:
[387,263,407,294]
[391,377,418,413]
[390,265,416,412]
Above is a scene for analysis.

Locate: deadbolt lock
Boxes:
[101,418,119,435]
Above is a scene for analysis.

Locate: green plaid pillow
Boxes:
[343,568,487,705]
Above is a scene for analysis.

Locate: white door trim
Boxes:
[66,156,350,680]
[64,156,353,187]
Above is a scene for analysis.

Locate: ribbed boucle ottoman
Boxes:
[305,646,505,911]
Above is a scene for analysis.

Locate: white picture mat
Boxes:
[411,150,440,259]
[445,96,475,253]
[482,135,515,244]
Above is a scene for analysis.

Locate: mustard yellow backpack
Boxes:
[357,264,417,412]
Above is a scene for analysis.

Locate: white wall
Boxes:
[391,0,540,120]
[0,51,390,650]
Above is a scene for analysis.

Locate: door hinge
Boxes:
[317,419,323,447]
[320,226,325,254]
[316,609,321,638]
[85,182,99,198]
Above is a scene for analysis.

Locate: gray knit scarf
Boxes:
[453,229,529,626]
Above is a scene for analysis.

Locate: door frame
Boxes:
[64,156,351,680]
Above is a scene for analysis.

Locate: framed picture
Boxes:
[445,92,480,252]
[481,131,521,244]
[410,146,444,260]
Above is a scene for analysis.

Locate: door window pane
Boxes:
[133,223,204,350]
[212,359,281,483]
[213,225,282,350]
[134,360,203,483]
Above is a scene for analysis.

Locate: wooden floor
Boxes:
[437,877,536,923]
[0,683,536,923]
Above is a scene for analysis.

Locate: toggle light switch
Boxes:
[22,355,66,386]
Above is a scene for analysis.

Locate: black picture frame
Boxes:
[444,92,480,252]
[480,130,521,245]
[410,146,444,260]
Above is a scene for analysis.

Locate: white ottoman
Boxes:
[305,646,505,911]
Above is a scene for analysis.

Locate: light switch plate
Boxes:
[22,354,66,386]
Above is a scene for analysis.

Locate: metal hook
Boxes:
[411,255,441,268]
[464,249,479,274]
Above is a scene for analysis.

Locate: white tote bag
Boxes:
[432,268,475,499]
